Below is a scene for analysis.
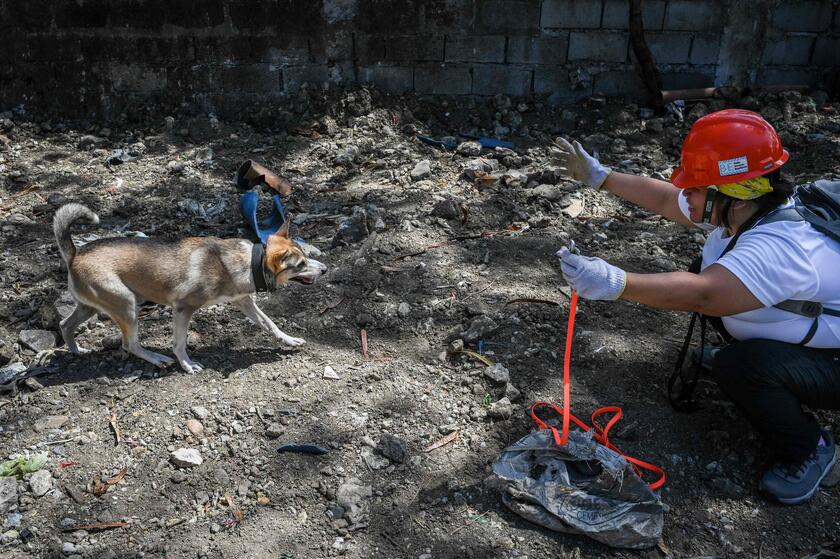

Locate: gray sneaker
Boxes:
[687,345,720,372]
[760,430,837,505]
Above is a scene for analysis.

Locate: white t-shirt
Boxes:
[677,194,840,348]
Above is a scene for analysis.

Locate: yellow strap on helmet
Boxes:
[716,177,773,200]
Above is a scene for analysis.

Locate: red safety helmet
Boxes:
[671,109,789,189]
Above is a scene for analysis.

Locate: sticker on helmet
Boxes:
[718,156,748,177]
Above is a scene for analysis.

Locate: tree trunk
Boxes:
[628,0,663,109]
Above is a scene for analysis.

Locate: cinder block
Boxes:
[771,0,832,32]
[593,69,644,98]
[534,66,586,102]
[166,0,225,28]
[356,0,424,33]
[0,31,22,62]
[446,35,506,63]
[135,37,196,63]
[761,35,815,66]
[642,32,692,64]
[663,1,722,31]
[167,64,214,92]
[507,36,568,64]
[22,34,81,62]
[5,2,53,31]
[356,34,386,64]
[812,36,840,66]
[386,36,444,61]
[476,0,541,33]
[541,0,603,29]
[229,0,324,34]
[358,65,414,93]
[218,63,281,93]
[660,71,714,90]
[282,65,351,92]
[690,34,721,65]
[472,65,532,96]
[194,37,252,64]
[759,67,819,87]
[309,32,354,63]
[602,0,665,30]
[415,64,472,95]
[108,0,166,30]
[52,0,110,28]
[109,63,167,92]
[283,65,330,91]
[251,36,311,65]
[568,31,628,62]
[78,35,110,61]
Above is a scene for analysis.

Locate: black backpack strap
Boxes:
[772,299,840,345]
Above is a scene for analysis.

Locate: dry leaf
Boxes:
[109,412,122,446]
[225,492,244,523]
[63,521,127,532]
[424,430,460,452]
[92,467,128,496]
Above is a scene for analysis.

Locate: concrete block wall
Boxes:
[2,0,838,119]
[757,0,840,86]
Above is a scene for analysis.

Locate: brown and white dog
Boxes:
[53,203,326,373]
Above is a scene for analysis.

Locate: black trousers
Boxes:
[711,338,840,463]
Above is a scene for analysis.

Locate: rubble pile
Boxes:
[0,86,838,557]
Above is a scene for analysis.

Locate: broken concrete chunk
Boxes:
[561,194,584,218]
[488,397,514,420]
[29,469,53,497]
[456,141,482,156]
[336,479,372,527]
[377,433,408,463]
[483,363,510,384]
[332,206,370,247]
[18,330,57,353]
[170,448,203,468]
[411,160,431,181]
[462,158,499,180]
[431,198,462,220]
[460,316,499,343]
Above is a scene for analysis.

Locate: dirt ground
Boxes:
[0,87,839,559]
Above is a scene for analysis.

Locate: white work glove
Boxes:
[557,246,626,301]
[550,137,611,189]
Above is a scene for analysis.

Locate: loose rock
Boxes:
[170,448,203,468]
[18,329,57,353]
[410,160,431,181]
[483,363,510,384]
[488,397,514,420]
[336,479,372,527]
[460,316,499,343]
[0,477,18,514]
[377,433,408,463]
[29,469,53,497]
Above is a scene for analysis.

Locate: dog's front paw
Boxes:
[73,347,93,355]
[281,336,306,347]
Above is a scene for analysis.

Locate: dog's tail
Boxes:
[53,203,99,265]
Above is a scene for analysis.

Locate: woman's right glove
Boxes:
[550,137,611,189]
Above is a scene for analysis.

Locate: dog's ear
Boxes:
[278,219,290,239]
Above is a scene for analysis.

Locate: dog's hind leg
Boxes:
[172,304,203,374]
[233,296,305,347]
[108,296,174,368]
[60,303,96,354]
